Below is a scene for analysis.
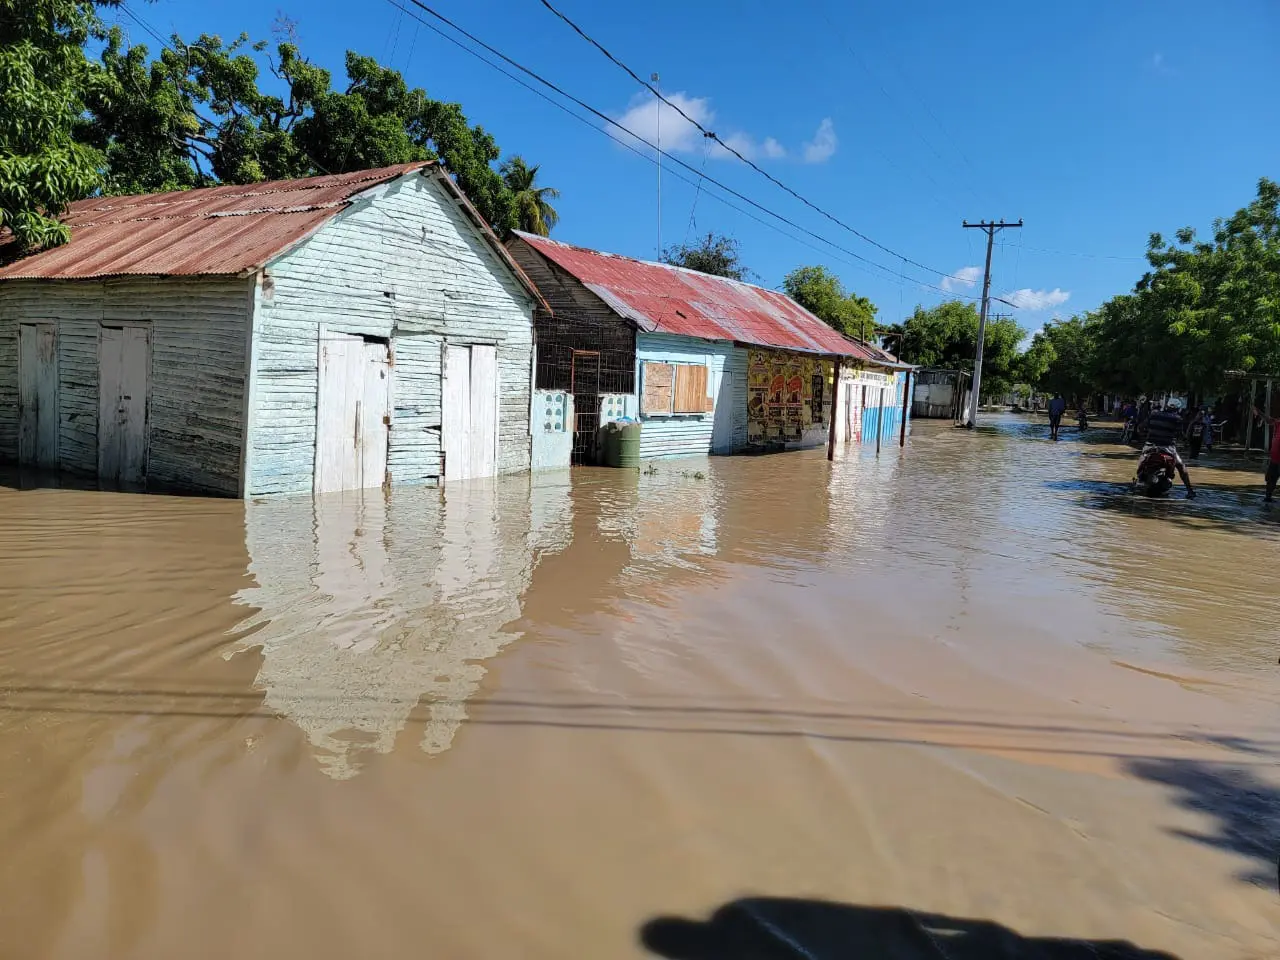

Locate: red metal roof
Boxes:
[0,163,543,309]
[0,163,429,280]
[513,232,891,361]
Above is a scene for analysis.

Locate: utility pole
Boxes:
[961,219,1022,427]
[652,72,662,258]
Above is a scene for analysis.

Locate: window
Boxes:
[674,363,711,413]
[641,361,713,416]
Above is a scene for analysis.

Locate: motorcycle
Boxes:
[1134,446,1176,497]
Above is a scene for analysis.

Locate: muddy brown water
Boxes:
[1,415,1278,959]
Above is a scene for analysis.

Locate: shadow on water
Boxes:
[1125,757,1280,888]
[640,899,1180,959]
[1043,478,1280,538]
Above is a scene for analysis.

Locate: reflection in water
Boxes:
[1,419,1279,959]
[230,475,572,778]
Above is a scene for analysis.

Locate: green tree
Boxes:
[662,232,751,280]
[1016,330,1055,388]
[782,264,877,339]
[83,32,528,232]
[1022,315,1097,400]
[896,300,1025,397]
[1083,178,1280,396]
[0,0,112,252]
[500,155,559,236]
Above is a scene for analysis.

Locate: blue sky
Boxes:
[121,0,1279,333]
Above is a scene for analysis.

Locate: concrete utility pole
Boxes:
[961,219,1022,427]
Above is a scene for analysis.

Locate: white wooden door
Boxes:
[18,323,58,467]
[442,344,498,482]
[359,341,391,489]
[98,326,150,486]
[314,333,391,494]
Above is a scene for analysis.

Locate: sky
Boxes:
[117,0,1280,336]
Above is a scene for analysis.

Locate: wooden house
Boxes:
[507,232,910,462]
[0,163,547,496]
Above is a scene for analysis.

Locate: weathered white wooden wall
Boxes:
[245,173,534,496]
[0,277,251,494]
[634,333,747,459]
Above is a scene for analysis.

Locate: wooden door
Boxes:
[98,326,150,486]
[442,344,499,481]
[314,333,390,494]
[359,341,391,489]
[468,344,498,478]
[18,323,58,468]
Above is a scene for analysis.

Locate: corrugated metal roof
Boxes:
[0,163,547,316]
[513,231,892,362]
[0,163,429,280]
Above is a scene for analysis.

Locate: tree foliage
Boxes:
[0,0,111,252]
[1019,178,1280,398]
[662,232,751,281]
[500,155,559,236]
[83,33,528,232]
[782,264,877,339]
[4,16,554,250]
[1020,316,1095,399]
[890,300,1025,397]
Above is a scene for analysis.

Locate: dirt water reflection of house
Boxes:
[229,475,574,779]
[227,445,867,780]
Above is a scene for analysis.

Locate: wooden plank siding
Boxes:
[634,333,746,459]
[0,276,252,494]
[245,173,535,496]
[506,237,636,395]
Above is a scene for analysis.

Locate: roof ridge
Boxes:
[69,162,433,212]
[69,202,348,229]
[515,230,783,299]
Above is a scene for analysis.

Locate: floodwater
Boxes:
[1,415,1278,960]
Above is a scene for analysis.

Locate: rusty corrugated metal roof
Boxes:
[0,164,430,280]
[0,164,549,316]
[513,232,890,361]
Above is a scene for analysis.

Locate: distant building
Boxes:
[0,163,546,496]
[507,232,911,462]
[911,368,971,420]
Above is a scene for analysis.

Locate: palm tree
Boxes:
[500,156,560,236]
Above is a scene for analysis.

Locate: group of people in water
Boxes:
[1044,392,1280,502]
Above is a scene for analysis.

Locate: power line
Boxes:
[381,0,911,290]
[532,0,975,286]
[388,0,981,299]
[119,0,969,302]
[1018,245,1147,262]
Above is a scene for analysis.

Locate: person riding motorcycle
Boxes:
[1140,403,1196,498]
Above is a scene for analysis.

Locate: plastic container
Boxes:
[602,421,642,468]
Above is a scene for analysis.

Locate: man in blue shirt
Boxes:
[1047,393,1067,440]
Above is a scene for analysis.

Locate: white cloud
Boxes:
[802,118,837,163]
[614,92,789,162]
[1149,52,1175,76]
[760,137,786,159]
[714,132,787,161]
[616,91,714,155]
[941,265,982,292]
[613,93,829,164]
[1003,288,1071,311]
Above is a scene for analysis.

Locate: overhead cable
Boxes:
[533,0,975,286]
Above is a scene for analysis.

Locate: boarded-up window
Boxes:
[642,362,674,415]
[674,363,711,414]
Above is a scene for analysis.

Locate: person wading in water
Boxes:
[1047,393,1067,440]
